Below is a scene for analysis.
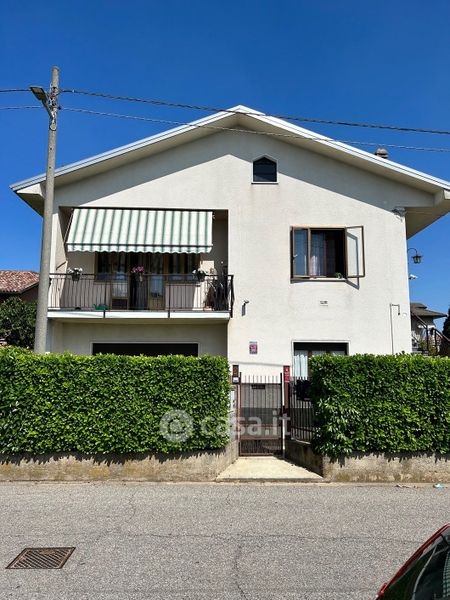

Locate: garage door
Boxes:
[92,343,198,356]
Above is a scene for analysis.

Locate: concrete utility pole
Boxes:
[31,66,60,354]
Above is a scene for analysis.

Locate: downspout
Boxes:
[389,303,400,354]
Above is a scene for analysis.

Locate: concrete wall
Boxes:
[0,442,238,482]
[51,321,227,356]
[46,129,431,368]
[286,440,450,483]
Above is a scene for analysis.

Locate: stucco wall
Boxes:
[51,321,227,356]
[47,129,429,368]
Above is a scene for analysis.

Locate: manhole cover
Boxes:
[6,547,75,569]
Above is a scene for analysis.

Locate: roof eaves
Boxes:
[10,104,450,194]
[10,108,239,192]
[245,110,450,191]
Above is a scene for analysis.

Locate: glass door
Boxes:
[148,254,165,309]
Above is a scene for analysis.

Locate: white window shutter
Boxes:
[345,226,365,278]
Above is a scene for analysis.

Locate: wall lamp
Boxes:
[407,248,423,264]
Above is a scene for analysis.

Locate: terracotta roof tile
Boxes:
[0,271,39,294]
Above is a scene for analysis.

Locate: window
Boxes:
[293,342,347,381]
[291,226,365,279]
[96,252,127,280]
[292,228,345,278]
[95,252,200,279]
[381,534,450,599]
[253,157,277,183]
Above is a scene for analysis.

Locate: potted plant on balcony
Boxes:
[131,265,145,283]
[68,267,83,282]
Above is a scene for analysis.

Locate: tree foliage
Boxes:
[0,297,36,348]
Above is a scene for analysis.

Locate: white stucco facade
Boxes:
[12,107,450,375]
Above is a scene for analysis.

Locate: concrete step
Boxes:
[216,456,323,483]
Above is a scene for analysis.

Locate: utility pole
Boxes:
[31,66,60,354]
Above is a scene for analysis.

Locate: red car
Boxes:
[376,524,450,599]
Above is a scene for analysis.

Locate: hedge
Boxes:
[309,354,450,458]
[0,348,230,454]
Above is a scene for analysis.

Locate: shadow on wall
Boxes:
[55,127,431,214]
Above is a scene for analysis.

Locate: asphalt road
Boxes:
[0,482,448,599]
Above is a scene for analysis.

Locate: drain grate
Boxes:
[6,547,75,569]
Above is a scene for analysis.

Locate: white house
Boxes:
[11,106,450,377]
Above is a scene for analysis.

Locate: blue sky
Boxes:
[1,0,449,321]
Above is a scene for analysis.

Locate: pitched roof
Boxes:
[10,105,450,236]
[410,302,447,319]
[0,271,39,294]
[10,105,450,193]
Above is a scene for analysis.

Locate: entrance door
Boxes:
[238,375,283,455]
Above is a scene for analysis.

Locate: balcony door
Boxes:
[147,254,165,310]
[97,252,200,310]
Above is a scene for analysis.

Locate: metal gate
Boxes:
[238,375,283,455]
[288,379,316,442]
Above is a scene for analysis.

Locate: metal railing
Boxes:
[48,273,234,315]
[411,312,450,356]
[289,379,316,442]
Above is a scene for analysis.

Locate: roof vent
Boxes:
[375,147,389,159]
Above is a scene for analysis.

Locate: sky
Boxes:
[1,0,449,322]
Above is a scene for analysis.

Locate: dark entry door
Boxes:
[238,375,283,455]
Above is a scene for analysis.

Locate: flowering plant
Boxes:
[131,266,145,274]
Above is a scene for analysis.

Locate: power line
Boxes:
[0,105,40,110]
[61,106,450,153]
[3,85,450,137]
[62,88,450,136]
[0,88,31,93]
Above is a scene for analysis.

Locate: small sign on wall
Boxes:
[283,365,290,382]
[232,364,240,384]
[249,341,258,355]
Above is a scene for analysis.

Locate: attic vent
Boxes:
[375,147,389,159]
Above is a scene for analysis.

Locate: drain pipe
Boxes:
[389,303,401,354]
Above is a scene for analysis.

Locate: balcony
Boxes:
[48,273,234,317]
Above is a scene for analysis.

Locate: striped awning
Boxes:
[66,209,213,253]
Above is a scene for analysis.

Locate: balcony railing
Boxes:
[48,273,234,316]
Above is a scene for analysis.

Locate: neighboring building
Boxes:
[411,302,447,355]
[0,270,39,304]
[10,106,450,375]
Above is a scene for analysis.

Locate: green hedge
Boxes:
[309,354,450,458]
[0,348,230,454]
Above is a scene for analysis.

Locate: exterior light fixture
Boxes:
[30,85,53,118]
[408,247,423,264]
[30,86,47,102]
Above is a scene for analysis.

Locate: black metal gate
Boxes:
[288,379,315,442]
[238,375,283,455]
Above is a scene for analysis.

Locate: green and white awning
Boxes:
[66,208,213,253]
